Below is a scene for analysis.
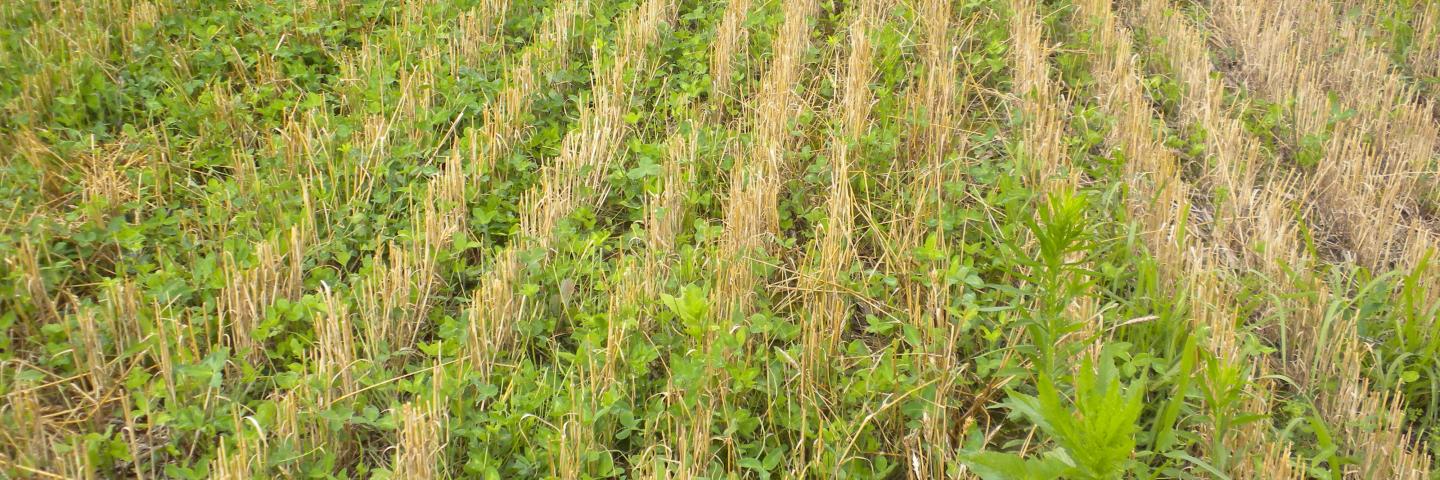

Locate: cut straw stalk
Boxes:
[220,227,306,365]
[798,0,877,387]
[890,0,970,475]
[466,0,672,375]
[1078,0,1299,475]
[715,0,819,320]
[1137,1,1433,475]
[698,0,818,472]
[553,3,678,474]
[710,0,753,113]
[460,0,594,371]
[1209,0,1439,277]
[1010,0,1071,188]
[393,399,447,479]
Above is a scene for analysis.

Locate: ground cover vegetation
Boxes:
[2,0,1440,477]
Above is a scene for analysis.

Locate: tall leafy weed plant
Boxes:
[962,345,1148,479]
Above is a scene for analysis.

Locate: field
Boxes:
[3,0,1440,477]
